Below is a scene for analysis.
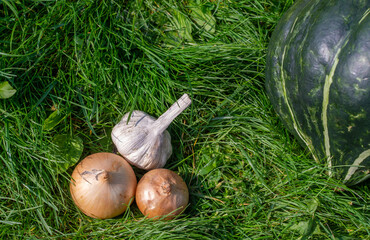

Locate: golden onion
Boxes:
[70,152,137,219]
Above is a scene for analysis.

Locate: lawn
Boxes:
[0,0,369,239]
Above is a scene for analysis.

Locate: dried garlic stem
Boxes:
[151,94,192,135]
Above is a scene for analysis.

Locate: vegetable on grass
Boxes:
[265,0,370,185]
[111,94,192,170]
[70,153,137,219]
[135,168,189,220]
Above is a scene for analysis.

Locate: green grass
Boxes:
[1,0,369,239]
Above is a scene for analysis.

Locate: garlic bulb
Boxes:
[70,152,137,219]
[135,168,189,219]
[111,94,191,170]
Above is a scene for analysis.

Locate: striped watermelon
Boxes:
[265,0,370,185]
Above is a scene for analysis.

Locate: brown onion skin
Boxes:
[135,168,189,220]
[70,152,137,219]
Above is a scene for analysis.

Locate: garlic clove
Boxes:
[111,94,191,170]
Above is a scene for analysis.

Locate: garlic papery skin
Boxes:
[111,94,191,170]
[70,152,137,219]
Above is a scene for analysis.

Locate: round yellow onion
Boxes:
[70,152,137,219]
[135,168,189,220]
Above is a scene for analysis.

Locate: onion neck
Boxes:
[97,170,109,182]
[161,181,171,195]
[81,169,109,183]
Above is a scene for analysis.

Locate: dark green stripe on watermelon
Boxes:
[265,0,370,185]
